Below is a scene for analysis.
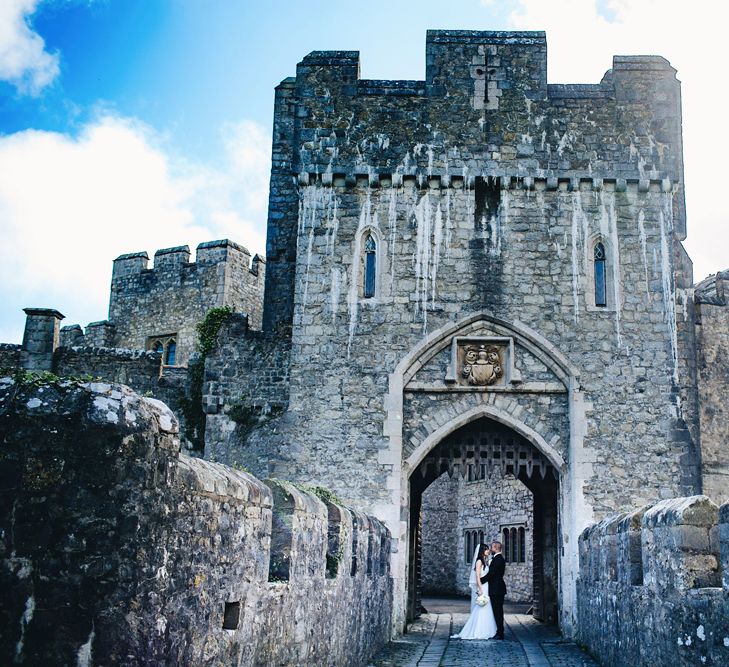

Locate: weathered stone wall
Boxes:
[694,270,729,504]
[421,470,533,601]
[202,314,292,471]
[0,378,392,667]
[54,346,163,393]
[421,473,459,593]
[106,239,264,366]
[0,343,21,371]
[577,495,729,667]
[210,31,699,631]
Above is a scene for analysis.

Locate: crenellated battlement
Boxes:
[107,238,265,364]
[577,495,729,666]
[112,239,261,279]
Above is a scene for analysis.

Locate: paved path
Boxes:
[369,598,598,667]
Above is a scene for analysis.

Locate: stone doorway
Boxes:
[407,417,560,625]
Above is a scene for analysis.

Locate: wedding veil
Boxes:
[468,545,481,588]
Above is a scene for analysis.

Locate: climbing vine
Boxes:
[178,306,233,451]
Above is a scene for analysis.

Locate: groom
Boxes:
[483,541,506,640]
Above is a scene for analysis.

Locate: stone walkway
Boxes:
[369,598,598,667]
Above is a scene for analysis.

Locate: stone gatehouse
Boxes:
[200,29,726,635]
[3,29,729,658]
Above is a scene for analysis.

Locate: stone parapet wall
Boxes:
[0,379,391,667]
[694,272,729,503]
[577,495,729,666]
[54,345,163,394]
[0,343,21,370]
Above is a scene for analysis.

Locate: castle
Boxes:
[2,30,729,666]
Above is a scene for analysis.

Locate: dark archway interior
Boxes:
[408,417,560,625]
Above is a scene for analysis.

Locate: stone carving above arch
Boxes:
[393,311,580,393]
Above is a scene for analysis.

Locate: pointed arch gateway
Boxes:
[382,311,588,636]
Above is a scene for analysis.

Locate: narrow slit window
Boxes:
[503,528,510,563]
[594,241,607,307]
[510,528,518,563]
[363,234,376,298]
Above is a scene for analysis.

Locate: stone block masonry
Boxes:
[0,378,392,667]
[104,239,265,366]
[577,495,729,666]
[421,470,533,602]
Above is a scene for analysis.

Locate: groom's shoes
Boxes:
[495,635,505,640]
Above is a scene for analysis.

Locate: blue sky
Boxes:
[0,0,727,342]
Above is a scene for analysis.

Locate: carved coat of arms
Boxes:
[461,344,503,386]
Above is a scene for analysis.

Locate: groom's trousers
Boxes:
[491,595,505,638]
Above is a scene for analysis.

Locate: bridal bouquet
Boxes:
[475,594,489,607]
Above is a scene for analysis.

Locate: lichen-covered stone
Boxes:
[0,379,392,666]
[578,496,729,667]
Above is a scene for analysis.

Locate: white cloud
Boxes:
[508,0,729,283]
[0,0,59,94]
[0,115,269,342]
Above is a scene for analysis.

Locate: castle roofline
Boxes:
[115,251,149,262]
[196,239,251,255]
[155,245,190,256]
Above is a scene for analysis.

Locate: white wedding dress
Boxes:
[451,550,498,640]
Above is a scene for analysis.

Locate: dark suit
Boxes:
[483,553,506,638]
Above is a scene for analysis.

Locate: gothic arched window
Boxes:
[503,528,510,563]
[152,340,164,355]
[165,339,177,366]
[510,527,518,563]
[363,234,376,298]
[594,241,607,307]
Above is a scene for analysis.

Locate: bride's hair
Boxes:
[474,542,490,567]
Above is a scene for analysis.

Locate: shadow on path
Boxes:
[369,596,597,667]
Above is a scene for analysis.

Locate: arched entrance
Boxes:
[407,416,560,624]
[381,312,589,637]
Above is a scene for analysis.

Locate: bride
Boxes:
[451,542,498,640]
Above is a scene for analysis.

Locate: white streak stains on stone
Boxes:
[432,200,443,302]
[599,190,622,347]
[413,192,433,331]
[302,227,314,310]
[571,191,582,324]
[637,208,651,300]
[155,545,169,580]
[607,191,622,348]
[14,595,35,662]
[388,187,398,281]
[659,195,679,384]
[76,625,95,667]
[444,187,453,258]
[330,268,342,324]
[347,188,373,357]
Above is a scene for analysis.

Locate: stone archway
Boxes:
[379,311,592,637]
[407,416,561,624]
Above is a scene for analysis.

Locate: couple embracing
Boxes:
[451,541,506,641]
